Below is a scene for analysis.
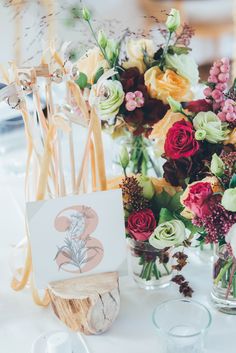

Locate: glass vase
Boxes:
[111,133,162,177]
[128,238,173,290]
[211,244,236,314]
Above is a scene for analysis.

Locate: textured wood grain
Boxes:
[48,272,120,335]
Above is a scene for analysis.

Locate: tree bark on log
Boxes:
[48,272,120,335]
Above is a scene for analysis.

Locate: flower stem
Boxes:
[86,20,112,68]
[214,259,233,286]
[225,259,236,300]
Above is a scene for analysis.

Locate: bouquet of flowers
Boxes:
[116,152,194,295]
[152,58,236,188]
[70,7,198,175]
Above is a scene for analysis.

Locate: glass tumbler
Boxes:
[152,299,211,353]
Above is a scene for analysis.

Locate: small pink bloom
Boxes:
[221,57,230,65]
[210,67,220,76]
[134,91,143,98]
[211,89,223,102]
[218,73,229,83]
[220,64,230,73]
[222,104,234,114]
[213,102,221,111]
[216,83,227,91]
[226,112,236,122]
[208,76,218,83]
[125,100,137,111]
[218,111,226,121]
[136,97,145,108]
[125,92,135,101]
[203,87,212,97]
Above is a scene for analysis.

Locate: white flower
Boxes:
[89,79,124,121]
[165,54,199,85]
[149,220,186,250]
[226,224,236,257]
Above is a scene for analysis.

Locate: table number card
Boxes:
[26,189,126,288]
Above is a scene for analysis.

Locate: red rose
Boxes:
[164,119,199,159]
[127,209,156,241]
[183,182,213,218]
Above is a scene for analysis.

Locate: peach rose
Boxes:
[123,39,155,74]
[180,176,223,219]
[150,110,187,156]
[224,128,236,146]
[151,177,182,196]
[76,47,108,83]
[144,67,192,104]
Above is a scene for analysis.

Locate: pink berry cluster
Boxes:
[203,58,236,124]
[125,91,144,112]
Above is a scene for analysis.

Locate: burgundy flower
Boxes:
[182,99,212,113]
[127,208,156,241]
[163,158,193,187]
[193,194,236,243]
[120,67,168,135]
[164,120,199,160]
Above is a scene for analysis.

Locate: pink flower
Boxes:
[125,90,145,111]
[183,182,213,218]
[127,209,156,241]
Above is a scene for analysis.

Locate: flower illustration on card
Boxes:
[54,205,104,273]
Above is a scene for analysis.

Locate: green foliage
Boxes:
[229,174,236,188]
[167,45,192,55]
[75,72,88,89]
[158,208,173,225]
[93,67,104,84]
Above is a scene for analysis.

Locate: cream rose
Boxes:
[123,39,155,73]
[149,220,186,250]
[166,54,199,86]
[89,79,124,120]
[76,47,108,83]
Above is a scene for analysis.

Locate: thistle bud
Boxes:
[166,8,181,33]
[210,153,225,177]
[195,129,206,141]
[82,7,91,21]
[167,96,182,113]
[119,146,129,170]
[137,175,155,200]
[98,30,107,49]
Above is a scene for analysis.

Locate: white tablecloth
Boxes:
[0,176,236,353]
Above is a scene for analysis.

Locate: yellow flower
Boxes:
[76,47,108,84]
[180,176,223,219]
[150,110,187,156]
[151,177,182,196]
[122,39,155,74]
[224,128,236,146]
[144,67,192,104]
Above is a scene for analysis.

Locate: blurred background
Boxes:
[0,0,235,180]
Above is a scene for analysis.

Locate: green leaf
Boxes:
[75,72,88,89]
[168,191,183,212]
[174,213,203,236]
[158,208,173,225]
[229,174,236,188]
[93,67,104,84]
[167,45,192,55]
[154,190,172,211]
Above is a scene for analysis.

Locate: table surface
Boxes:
[0,174,236,353]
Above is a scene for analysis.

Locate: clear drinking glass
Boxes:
[152,299,212,353]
